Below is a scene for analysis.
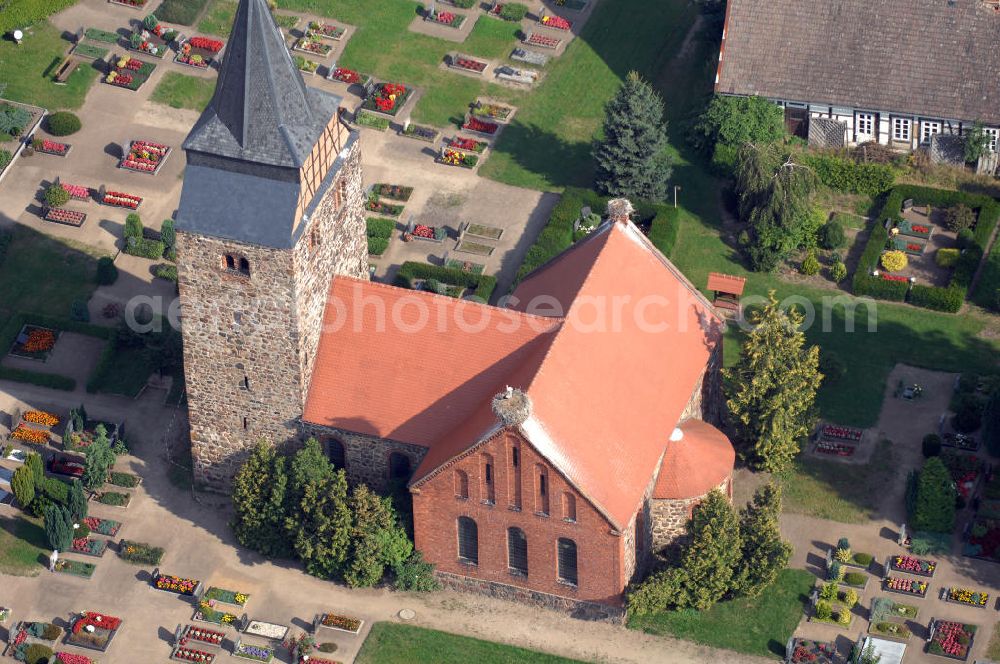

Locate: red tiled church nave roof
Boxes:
[305,216,727,530]
[653,419,735,500]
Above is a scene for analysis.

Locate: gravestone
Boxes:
[173,624,182,646]
[898,523,907,546]
[902,198,914,211]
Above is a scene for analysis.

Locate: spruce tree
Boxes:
[44,504,73,551]
[593,71,672,200]
[912,457,956,533]
[292,470,353,579]
[344,485,411,588]
[982,387,1000,456]
[732,483,791,596]
[232,442,277,552]
[285,438,334,529]
[25,452,44,485]
[724,291,822,472]
[67,480,88,523]
[261,455,293,558]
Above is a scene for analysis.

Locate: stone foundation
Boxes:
[436,571,626,623]
[649,476,731,553]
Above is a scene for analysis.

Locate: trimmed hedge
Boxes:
[513,187,680,286]
[366,217,395,239]
[854,185,999,312]
[396,262,497,302]
[802,153,896,197]
[0,367,74,390]
[368,237,389,256]
[125,237,166,260]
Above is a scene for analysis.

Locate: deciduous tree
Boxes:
[724,292,822,472]
[344,485,411,588]
[593,71,672,200]
[693,94,785,169]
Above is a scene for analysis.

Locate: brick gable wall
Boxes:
[412,429,627,608]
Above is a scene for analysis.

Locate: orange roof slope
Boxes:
[706,272,747,296]
[303,279,559,444]
[653,419,735,500]
[512,221,724,528]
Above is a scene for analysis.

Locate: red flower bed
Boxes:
[73,612,121,634]
[61,183,89,200]
[449,137,485,152]
[891,555,936,575]
[56,653,98,664]
[103,191,143,208]
[526,32,561,47]
[332,67,360,84]
[906,243,921,252]
[433,11,460,25]
[912,224,930,233]
[883,576,927,595]
[188,37,224,53]
[540,14,572,30]
[413,224,435,239]
[454,56,486,72]
[462,117,498,134]
[40,140,70,155]
[45,208,86,225]
[932,621,974,659]
[180,625,225,646]
[172,646,216,663]
[121,140,169,173]
[815,440,854,456]
[821,424,862,441]
[881,273,909,282]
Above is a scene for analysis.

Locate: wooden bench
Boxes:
[53,56,80,84]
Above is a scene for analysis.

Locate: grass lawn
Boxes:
[987,623,1000,660]
[0,515,47,576]
[198,0,239,36]
[0,22,97,110]
[150,72,216,111]
[154,0,211,26]
[355,623,585,664]
[0,225,102,319]
[628,569,813,658]
[780,439,897,523]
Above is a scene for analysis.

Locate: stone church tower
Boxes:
[174,0,366,489]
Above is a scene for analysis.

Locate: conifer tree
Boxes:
[912,457,956,533]
[25,451,44,485]
[44,504,73,551]
[285,438,333,526]
[11,465,35,509]
[675,489,741,609]
[82,426,116,491]
[68,480,88,523]
[344,485,411,588]
[724,292,822,472]
[231,442,292,557]
[292,470,353,579]
[593,71,672,200]
[732,483,791,596]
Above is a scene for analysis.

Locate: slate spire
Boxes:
[183,0,339,168]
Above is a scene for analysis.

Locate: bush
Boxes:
[852,552,873,567]
[954,395,983,433]
[936,248,960,268]
[830,261,847,282]
[956,228,975,250]
[154,264,177,282]
[124,213,142,239]
[45,111,81,136]
[118,539,164,565]
[880,250,907,272]
[515,188,605,283]
[945,204,976,232]
[70,299,90,322]
[393,551,441,592]
[908,284,964,313]
[498,2,528,20]
[802,153,896,197]
[814,600,833,620]
[160,219,176,248]
[125,237,165,260]
[827,560,843,581]
[922,433,942,458]
[44,184,70,208]
[836,608,851,625]
[646,208,679,258]
[96,256,118,285]
[22,644,54,664]
[817,221,846,250]
[800,252,820,275]
[843,572,866,586]
[109,471,140,488]
[836,537,850,549]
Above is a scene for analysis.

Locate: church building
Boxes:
[175,0,736,619]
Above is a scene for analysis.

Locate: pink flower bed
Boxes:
[121,140,169,173]
[61,183,90,200]
[39,140,70,155]
[103,190,143,209]
[891,555,936,576]
[821,425,862,441]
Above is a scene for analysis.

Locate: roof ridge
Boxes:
[513,221,613,292]
[331,275,567,326]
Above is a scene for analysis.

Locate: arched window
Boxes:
[562,492,577,522]
[454,469,469,499]
[225,254,236,270]
[507,527,528,576]
[389,452,411,480]
[238,257,250,275]
[557,538,577,586]
[223,254,250,277]
[326,438,346,470]
[457,516,478,565]
[535,464,549,515]
[481,453,495,504]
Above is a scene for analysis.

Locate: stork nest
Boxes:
[492,388,532,426]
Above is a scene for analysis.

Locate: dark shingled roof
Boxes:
[183,0,341,168]
[717,0,1000,126]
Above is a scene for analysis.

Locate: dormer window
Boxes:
[223,253,250,278]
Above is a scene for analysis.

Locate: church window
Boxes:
[327,438,346,470]
[389,452,411,480]
[457,517,478,565]
[242,417,248,430]
[535,465,549,516]
[223,253,250,277]
[562,492,577,522]
[243,375,250,390]
[482,453,495,504]
[508,527,528,576]
[557,538,578,586]
[454,469,469,499]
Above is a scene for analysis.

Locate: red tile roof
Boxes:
[653,419,735,500]
[706,272,746,296]
[306,217,729,530]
